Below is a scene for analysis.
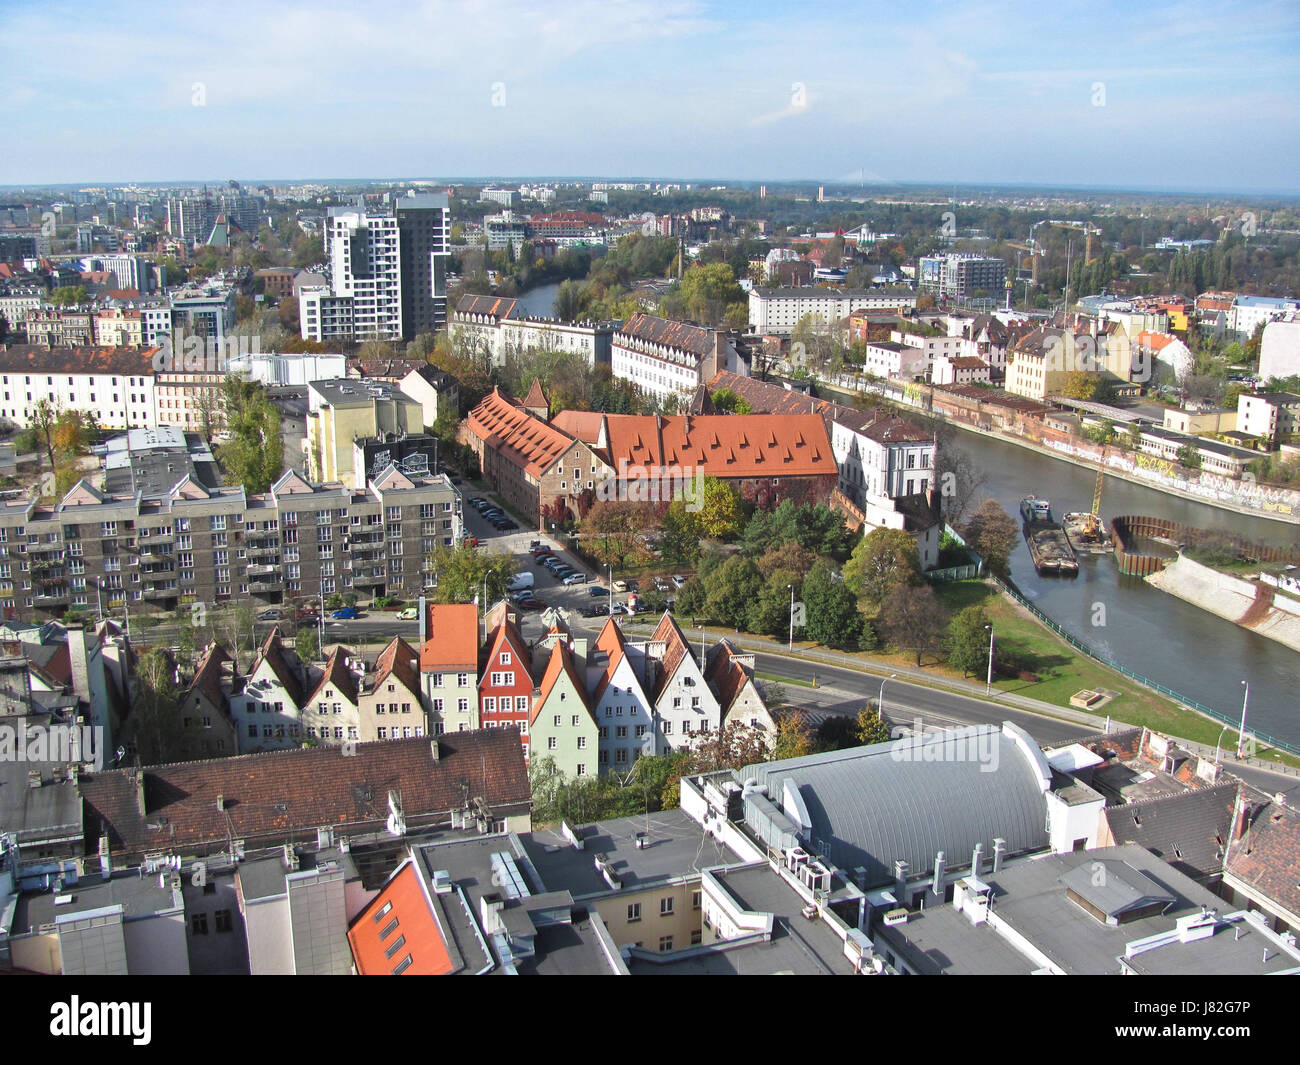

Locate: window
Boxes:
[191,914,208,935]
[616,725,628,739]
[384,934,407,960]
[483,697,496,713]
[500,651,512,665]
[663,721,673,735]
[577,736,587,749]
[692,890,702,910]
[215,909,233,933]
[392,955,413,975]
[576,764,587,776]
[635,724,647,738]
[571,715,580,727]
[547,736,557,750]
[660,897,674,916]
[658,935,673,952]
[627,903,641,923]
[690,929,702,946]
[516,696,528,711]
[379,917,399,941]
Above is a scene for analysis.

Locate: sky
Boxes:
[4,0,1299,193]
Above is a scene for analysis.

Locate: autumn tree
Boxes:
[427,542,519,606]
[580,500,653,569]
[843,527,922,608]
[856,703,893,745]
[961,499,1019,577]
[772,709,816,761]
[697,476,744,540]
[660,721,771,807]
[879,583,948,666]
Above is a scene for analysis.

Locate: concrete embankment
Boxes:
[1146,555,1300,654]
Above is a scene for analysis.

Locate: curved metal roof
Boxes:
[736,723,1050,888]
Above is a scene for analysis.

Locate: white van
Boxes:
[506,572,535,591]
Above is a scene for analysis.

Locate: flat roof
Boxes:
[16,871,180,932]
[521,809,739,897]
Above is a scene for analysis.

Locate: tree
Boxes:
[855,703,892,745]
[213,604,257,673]
[32,398,59,470]
[933,434,987,527]
[1176,443,1202,469]
[553,279,583,322]
[773,710,816,761]
[296,625,320,664]
[674,575,708,618]
[961,499,1019,578]
[660,499,704,567]
[948,605,993,678]
[802,563,868,649]
[129,648,186,766]
[660,721,771,807]
[50,285,87,306]
[580,500,653,569]
[216,377,283,493]
[697,477,744,540]
[843,527,922,607]
[879,584,947,666]
[426,542,518,605]
[712,388,752,415]
[704,556,763,630]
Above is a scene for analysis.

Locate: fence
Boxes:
[988,574,1300,758]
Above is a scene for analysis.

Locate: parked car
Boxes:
[256,608,281,621]
[463,536,478,547]
[294,608,319,621]
[580,604,609,618]
[396,607,419,620]
[498,519,519,531]
[563,572,589,585]
[589,586,610,597]
[654,577,671,592]
[516,596,547,611]
[529,540,543,551]
[330,607,358,620]
[625,580,640,592]
[612,580,628,593]
[506,572,535,592]
[467,496,484,507]
[672,574,688,588]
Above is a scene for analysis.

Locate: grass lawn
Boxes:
[756,670,816,689]
[931,580,1296,766]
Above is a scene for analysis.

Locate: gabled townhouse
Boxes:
[646,612,721,751]
[229,627,306,753]
[478,617,534,754]
[358,637,425,742]
[420,603,480,735]
[301,646,360,746]
[527,639,597,780]
[178,643,239,759]
[704,639,776,744]
[587,617,656,772]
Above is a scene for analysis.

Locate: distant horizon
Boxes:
[2,176,1297,203]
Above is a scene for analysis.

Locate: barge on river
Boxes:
[1020,496,1079,576]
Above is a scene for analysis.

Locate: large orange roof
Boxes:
[347,861,454,975]
[420,604,479,671]
[528,640,591,726]
[599,413,836,479]
[463,389,578,478]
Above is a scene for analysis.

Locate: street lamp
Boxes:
[985,624,995,696]
[1236,680,1250,760]
[608,564,614,618]
[1214,723,1230,766]
[787,583,794,650]
[878,673,897,716]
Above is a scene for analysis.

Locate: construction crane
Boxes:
[1045,219,1101,263]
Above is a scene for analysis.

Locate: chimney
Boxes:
[429,738,440,762]
[893,859,910,903]
[99,833,113,880]
[991,838,1007,873]
[1230,789,1252,842]
[134,768,147,817]
[931,851,946,897]
[970,842,984,877]
[480,892,505,935]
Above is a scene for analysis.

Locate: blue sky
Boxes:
[4,0,1299,192]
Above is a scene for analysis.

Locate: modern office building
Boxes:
[917,254,1007,302]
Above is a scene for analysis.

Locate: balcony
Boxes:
[34,591,71,607]
[138,532,176,547]
[352,573,385,587]
[142,587,178,602]
[349,544,384,559]
[249,578,282,594]
[26,542,65,556]
[246,529,280,545]
[247,563,279,577]
[349,529,384,544]
[246,544,281,559]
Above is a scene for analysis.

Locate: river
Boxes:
[515,281,562,318]
[951,430,1299,747]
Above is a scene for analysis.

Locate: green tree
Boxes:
[427,542,518,605]
[856,703,892,745]
[961,499,1019,578]
[50,285,87,306]
[130,648,186,765]
[674,575,708,619]
[660,499,704,567]
[948,605,993,678]
[32,398,59,470]
[698,477,744,540]
[296,625,320,664]
[216,377,283,493]
[1176,443,1202,469]
[843,527,922,607]
[802,562,868,649]
[772,710,816,761]
[712,388,752,415]
[704,556,763,630]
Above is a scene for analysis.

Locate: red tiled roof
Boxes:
[252,627,305,707]
[463,388,579,478]
[1225,795,1300,919]
[189,643,232,711]
[550,410,604,443]
[590,616,630,706]
[704,640,751,715]
[420,604,479,671]
[455,294,518,320]
[81,730,531,857]
[373,636,421,696]
[305,646,358,706]
[598,412,836,478]
[528,640,590,726]
[649,611,691,702]
[522,377,548,411]
[347,860,455,975]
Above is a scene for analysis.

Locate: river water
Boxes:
[952,431,1298,747]
[515,279,1297,744]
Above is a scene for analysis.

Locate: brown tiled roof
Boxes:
[0,343,161,375]
[455,294,519,320]
[189,644,232,711]
[704,640,751,716]
[79,730,532,858]
[463,388,578,478]
[373,636,420,696]
[1225,795,1300,919]
[522,377,548,411]
[305,646,358,706]
[620,313,719,359]
[1104,781,1238,881]
[649,611,691,702]
[252,627,305,707]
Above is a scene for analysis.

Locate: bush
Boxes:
[1018,670,1040,683]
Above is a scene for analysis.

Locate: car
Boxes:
[482,507,503,517]
[492,520,511,530]
[463,536,478,547]
[330,607,358,620]
[588,586,610,597]
[510,590,536,603]
[529,540,542,550]
[396,607,419,620]
[626,580,639,592]
[654,577,671,592]
[563,572,589,585]
[516,596,547,611]
[499,520,519,531]
[580,604,609,618]
[467,496,484,506]
[532,548,553,560]
[552,564,575,576]
[544,558,566,571]
[612,580,628,593]
[672,574,688,588]
[256,608,281,621]
[294,608,319,622]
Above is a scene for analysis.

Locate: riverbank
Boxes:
[818,379,1300,527]
[1145,555,1300,654]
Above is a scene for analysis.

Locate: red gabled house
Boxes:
[478,617,534,756]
